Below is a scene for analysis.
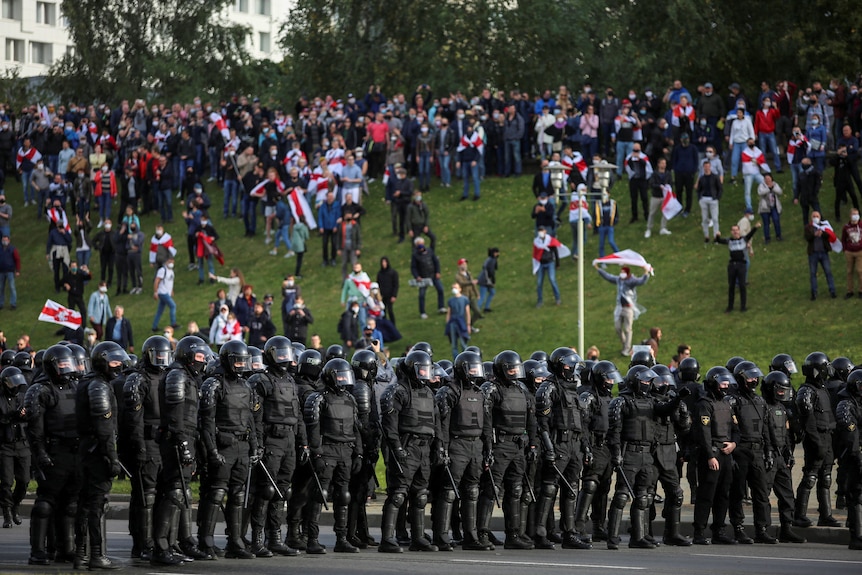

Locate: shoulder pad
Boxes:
[248,372,273,397]
[23,383,45,420]
[579,389,597,412]
[123,372,145,412]
[796,386,814,415]
[350,380,372,416]
[479,380,497,399]
[535,380,556,416]
[88,380,113,418]
[608,396,625,425]
[303,391,324,423]
[724,395,738,409]
[379,382,401,414]
[163,369,188,404]
[836,399,858,431]
[434,384,458,419]
[200,377,221,411]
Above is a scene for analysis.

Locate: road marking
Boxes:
[451,559,646,570]
[693,554,860,564]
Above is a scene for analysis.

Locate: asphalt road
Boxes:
[0,519,859,575]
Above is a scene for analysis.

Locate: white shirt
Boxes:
[155,265,174,295]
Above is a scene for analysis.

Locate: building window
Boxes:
[1,0,21,21]
[234,0,248,12]
[259,32,270,53]
[256,0,270,16]
[30,41,52,65]
[4,38,23,62]
[36,1,57,25]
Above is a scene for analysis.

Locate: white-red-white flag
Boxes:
[287,187,317,230]
[817,220,843,253]
[248,179,267,199]
[16,146,42,169]
[38,299,82,330]
[209,112,230,141]
[592,249,654,275]
[532,234,571,275]
[457,132,484,155]
[661,185,683,220]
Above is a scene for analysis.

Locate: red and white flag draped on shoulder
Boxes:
[532,234,571,275]
[287,187,317,230]
[38,299,82,330]
[457,132,484,155]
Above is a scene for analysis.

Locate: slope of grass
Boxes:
[3,162,856,372]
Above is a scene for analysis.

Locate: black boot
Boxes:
[503,497,533,549]
[693,527,711,545]
[11,504,21,525]
[378,500,404,553]
[628,507,655,549]
[662,505,691,546]
[249,528,273,558]
[266,529,299,556]
[357,505,377,546]
[711,527,737,545]
[88,518,121,570]
[754,526,777,544]
[334,506,359,553]
[778,523,806,543]
[151,498,184,566]
[432,496,455,551]
[396,502,410,544]
[817,486,841,526]
[561,495,591,549]
[606,505,623,550]
[847,503,862,550]
[286,520,306,550]
[574,485,595,537]
[224,504,255,559]
[28,508,52,565]
[408,503,438,551]
[532,486,557,549]
[460,497,490,550]
[2,507,11,528]
[248,496,272,557]
[793,486,813,527]
[476,496,496,550]
[196,498,221,558]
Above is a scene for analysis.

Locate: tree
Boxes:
[44,0,252,103]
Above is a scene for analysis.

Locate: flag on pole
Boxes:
[592,249,654,274]
[209,112,230,141]
[532,234,571,275]
[38,300,82,330]
[287,187,317,230]
[661,185,683,220]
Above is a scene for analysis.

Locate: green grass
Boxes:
[2,164,856,372]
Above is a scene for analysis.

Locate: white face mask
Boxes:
[602,192,610,202]
[166,263,174,269]
[539,199,547,205]
[619,272,628,280]
[99,286,107,293]
[812,217,821,226]
[538,232,546,239]
[420,127,429,134]
[852,214,860,223]
[747,214,755,221]
[451,289,460,296]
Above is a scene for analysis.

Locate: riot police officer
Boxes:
[692,367,739,545]
[379,349,440,553]
[520,359,551,545]
[835,370,862,550]
[123,335,172,561]
[629,350,655,368]
[794,352,841,528]
[301,358,363,553]
[677,357,702,501]
[76,341,129,570]
[761,371,806,543]
[347,349,381,549]
[575,360,621,543]
[534,347,592,550]
[478,350,537,550]
[199,340,261,559]
[650,364,691,546]
[433,350,492,551]
[13,351,33,385]
[829,357,852,510]
[25,345,83,565]
[151,336,210,566]
[247,336,307,557]
[0,366,28,529]
[770,353,799,378]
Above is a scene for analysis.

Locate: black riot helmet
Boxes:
[13,351,32,372]
[321,358,355,391]
[831,357,854,382]
[1,366,27,391]
[802,351,830,386]
[846,370,862,398]
[174,336,209,374]
[430,363,447,389]
[530,350,549,365]
[412,341,433,358]
[761,370,794,404]
[483,361,494,381]
[32,349,45,372]
[704,366,734,399]
[626,365,657,397]
[91,341,131,380]
[437,359,453,373]
[629,349,655,368]
[67,343,90,377]
[591,360,623,396]
[128,354,139,369]
[651,364,676,396]
[142,335,173,371]
[247,346,265,374]
[725,356,745,373]
[493,350,525,385]
[263,336,295,372]
[351,349,378,382]
[524,359,552,391]
[678,357,700,382]
[770,353,798,377]
[404,350,433,387]
[0,349,15,367]
[42,345,77,386]
[454,351,484,388]
[219,340,251,376]
[464,345,482,360]
[291,341,306,355]
[325,344,346,363]
[581,360,596,386]
[549,347,581,383]
[733,360,763,394]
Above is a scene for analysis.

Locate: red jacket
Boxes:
[92,170,117,197]
[754,108,780,135]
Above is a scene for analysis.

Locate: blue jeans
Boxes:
[178,159,195,191]
[439,152,451,185]
[47,154,59,175]
[761,208,781,241]
[418,151,431,190]
[209,147,220,180]
[76,249,91,267]
[730,142,746,177]
[274,224,291,250]
[758,132,781,170]
[158,187,172,222]
[477,152,485,181]
[418,278,445,315]
[98,193,112,222]
[478,285,496,311]
[152,293,176,329]
[536,262,560,304]
[0,271,16,307]
[505,140,522,176]
[601,122,615,156]
[790,163,802,196]
[570,221,589,255]
[461,162,480,199]
[450,328,467,360]
[198,255,214,282]
[582,137,599,162]
[598,225,619,257]
[223,179,239,216]
[243,197,258,234]
[615,141,633,176]
[21,170,33,203]
[808,251,835,295]
[742,172,763,212]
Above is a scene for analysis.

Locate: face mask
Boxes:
[457,114,465,120]
[811,119,820,126]
[37,163,43,170]
[748,143,755,149]
[619,272,628,280]
[414,195,422,202]
[0,198,4,204]
[451,289,460,296]
[167,263,174,269]
[201,220,208,227]
[747,214,755,221]
[78,172,84,178]
[390,136,397,142]
[351,307,359,315]
[852,214,860,223]
[104,224,111,231]
[101,166,108,172]
[1,240,8,247]
[156,230,163,238]
[602,192,610,202]
[99,286,107,293]
[420,127,428,134]
[812,217,821,225]
[700,120,707,127]
[538,232,546,239]
[286,280,294,287]
[539,199,547,205]
[706,151,714,159]
[130,226,137,232]
[70,267,78,274]
[628,93,637,100]
[435,120,441,127]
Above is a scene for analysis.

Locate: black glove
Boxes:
[483,451,494,469]
[677,386,692,398]
[583,447,594,468]
[526,445,538,462]
[135,448,149,467]
[210,451,226,466]
[106,457,121,478]
[543,447,557,463]
[351,454,363,475]
[611,452,623,468]
[365,449,380,465]
[764,451,775,472]
[312,453,326,475]
[438,447,451,467]
[179,441,194,466]
[249,448,263,466]
[299,445,311,464]
[394,446,408,464]
[36,450,53,469]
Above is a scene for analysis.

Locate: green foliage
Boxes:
[0,67,34,113]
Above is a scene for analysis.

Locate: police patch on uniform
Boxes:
[253,402,261,412]
[701,416,710,426]
[134,404,142,411]
[541,408,551,416]
[732,415,738,424]
[850,423,857,431]
[104,411,112,419]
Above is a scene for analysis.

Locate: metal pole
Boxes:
[578,193,585,355]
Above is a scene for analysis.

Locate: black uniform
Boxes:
[0,374,29,528]
[794,379,838,526]
[651,388,691,545]
[576,383,613,541]
[835,387,862,549]
[346,372,381,548]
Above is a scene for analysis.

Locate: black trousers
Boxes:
[729,444,771,529]
[693,450,732,532]
[765,451,796,526]
[98,250,114,286]
[727,260,747,310]
[629,179,648,219]
[321,230,337,263]
[114,253,128,292]
[0,440,30,508]
[584,442,613,528]
[252,428,297,534]
[79,449,114,554]
[676,172,695,213]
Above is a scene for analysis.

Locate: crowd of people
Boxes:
[1,336,860,571]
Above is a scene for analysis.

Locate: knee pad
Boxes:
[582,479,599,496]
[280,484,292,502]
[166,489,185,507]
[63,501,77,518]
[207,487,227,506]
[509,483,523,500]
[562,487,578,502]
[820,473,833,489]
[389,491,407,508]
[635,495,650,511]
[441,488,457,505]
[466,485,479,502]
[541,483,559,499]
[412,489,428,508]
[671,487,684,508]
[333,489,350,507]
[611,491,630,511]
[801,473,817,490]
[257,483,276,502]
[144,491,157,509]
[33,500,53,519]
